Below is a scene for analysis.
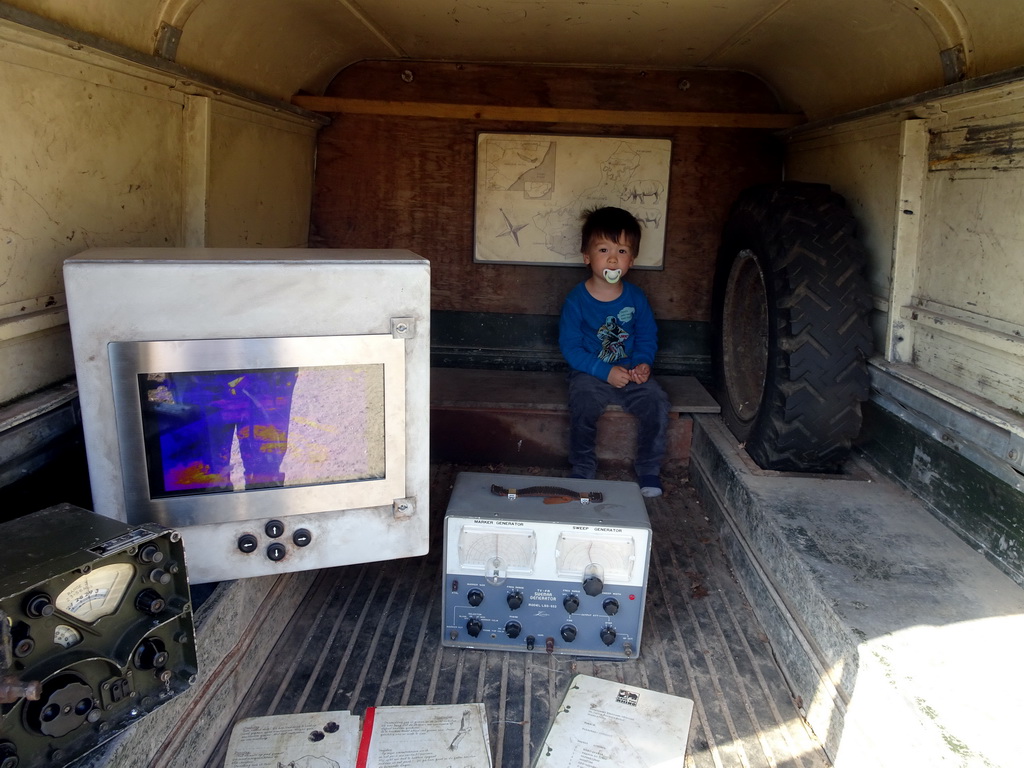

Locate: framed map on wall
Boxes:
[473,132,671,268]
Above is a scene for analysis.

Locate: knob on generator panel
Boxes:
[442,472,652,659]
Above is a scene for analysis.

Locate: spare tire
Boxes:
[712,182,873,473]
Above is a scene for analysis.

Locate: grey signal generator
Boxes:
[441,472,652,659]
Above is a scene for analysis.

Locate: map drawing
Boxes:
[474,133,671,268]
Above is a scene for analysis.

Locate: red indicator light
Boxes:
[629,594,636,600]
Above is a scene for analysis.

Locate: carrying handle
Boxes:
[489,484,603,504]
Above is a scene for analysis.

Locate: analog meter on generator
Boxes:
[442,472,652,659]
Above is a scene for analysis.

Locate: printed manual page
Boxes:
[224,710,361,768]
[533,674,694,767]
[356,702,492,768]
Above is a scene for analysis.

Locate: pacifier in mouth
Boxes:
[603,268,623,284]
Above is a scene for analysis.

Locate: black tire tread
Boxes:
[715,182,873,473]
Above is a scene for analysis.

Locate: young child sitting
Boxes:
[558,206,670,497]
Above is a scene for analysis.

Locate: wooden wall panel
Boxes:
[310,62,783,322]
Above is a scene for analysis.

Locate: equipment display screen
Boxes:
[108,334,407,528]
[139,365,386,496]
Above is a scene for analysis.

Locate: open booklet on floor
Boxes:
[356,702,491,767]
[532,674,695,768]
[224,710,361,768]
[224,703,491,768]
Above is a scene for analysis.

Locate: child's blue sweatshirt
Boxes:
[559,281,659,381]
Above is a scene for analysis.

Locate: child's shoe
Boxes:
[639,475,662,498]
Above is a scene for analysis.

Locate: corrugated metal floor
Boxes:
[210,464,830,768]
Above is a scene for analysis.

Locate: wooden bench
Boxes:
[430,368,720,470]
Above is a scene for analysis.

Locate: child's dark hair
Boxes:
[580,206,642,253]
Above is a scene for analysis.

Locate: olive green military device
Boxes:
[0,504,197,768]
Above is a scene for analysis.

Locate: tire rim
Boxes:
[722,249,769,424]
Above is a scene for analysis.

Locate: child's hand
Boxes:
[629,363,651,384]
[607,366,631,388]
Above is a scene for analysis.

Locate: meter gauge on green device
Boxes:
[54,562,136,624]
[457,525,537,585]
[52,623,84,649]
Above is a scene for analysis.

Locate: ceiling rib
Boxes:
[698,0,794,67]
[156,0,203,32]
[894,0,974,80]
[335,0,406,57]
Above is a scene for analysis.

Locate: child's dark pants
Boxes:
[567,370,670,479]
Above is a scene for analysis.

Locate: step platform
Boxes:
[690,414,1024,768]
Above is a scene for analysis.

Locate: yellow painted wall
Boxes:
[787,82,1024,417]
[0,20,319,404]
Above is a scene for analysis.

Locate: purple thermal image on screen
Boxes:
[140,365,385,496]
